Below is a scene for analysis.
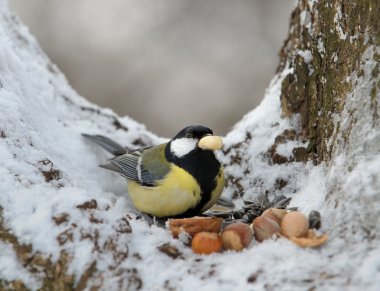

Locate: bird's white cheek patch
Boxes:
[170,138,197,158]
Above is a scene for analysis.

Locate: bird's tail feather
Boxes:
[82,134,127,156]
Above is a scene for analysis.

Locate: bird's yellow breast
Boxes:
[127,164,201,217]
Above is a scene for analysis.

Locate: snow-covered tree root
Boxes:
[1,0,379,290]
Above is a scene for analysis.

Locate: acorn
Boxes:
[280,211,309,238]
[191,232,223,254]
[221,223,253,251]
[261,208,288,224]
[251,216,280,242]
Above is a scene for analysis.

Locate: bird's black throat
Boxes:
[165,144,221,217]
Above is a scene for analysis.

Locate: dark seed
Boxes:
[272,197,292,209]
[309,210,321,229]
[243,200,254,205]
[216,197,235,208]
[253,194,271,209]
[232,211,243,219]
[271,195,287,205]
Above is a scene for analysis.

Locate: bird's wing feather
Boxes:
[110,153,140,181]
[109,143,170,187]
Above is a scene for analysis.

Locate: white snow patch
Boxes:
[0,1,379,290]
[298,50,314,75]
[333,53,338,62]
[298,50,313,63]
[308,0,319,7]
[317,37,325,54]
[334,5,347,40]
[0,241,41,288]
[299,9,312,34]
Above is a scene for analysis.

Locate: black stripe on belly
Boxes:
[165,145,221,217]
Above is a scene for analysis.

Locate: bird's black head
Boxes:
[168,125,218,158]
[172,125,213,140]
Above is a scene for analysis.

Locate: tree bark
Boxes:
[279,0,379,164]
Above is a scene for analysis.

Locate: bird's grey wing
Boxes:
[105,144,170,187]
[106,151,141,181]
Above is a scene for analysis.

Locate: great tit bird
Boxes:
[83,125,225,218]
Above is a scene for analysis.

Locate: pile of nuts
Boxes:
[167,208,328,254]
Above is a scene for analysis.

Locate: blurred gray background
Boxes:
[11,0,294,137]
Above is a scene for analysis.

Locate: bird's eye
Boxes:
[186,132,192,138]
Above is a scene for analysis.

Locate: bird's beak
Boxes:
[198,135,223,150]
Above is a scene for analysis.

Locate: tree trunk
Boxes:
[279,0,379,164]
[0,0,379,290]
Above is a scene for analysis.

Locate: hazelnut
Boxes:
[221,223,253,251]
[251,216,280,242]
[261,208,288,224]
[191,232,223,254]
[280,211,309,238]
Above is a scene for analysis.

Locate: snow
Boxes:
[0,241,40,289]
[317,37,325,54]
[334,4,347,40]
[1,0,380,290]
[308,0,319,7]
[297,50,312,63]
[299,9,312,34]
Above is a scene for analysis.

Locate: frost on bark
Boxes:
[225,0,380,223]
[273,0,380,246]
[278,0,379,163]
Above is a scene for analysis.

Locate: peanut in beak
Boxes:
[198,135,223,150]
